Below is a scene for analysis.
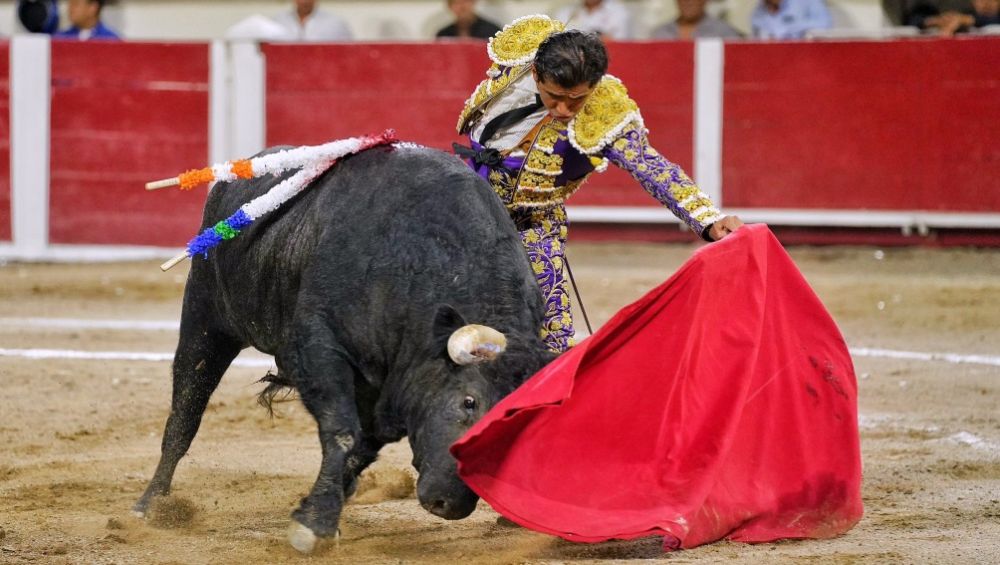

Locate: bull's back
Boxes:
[304,147,543,350]
[189,145,540,354]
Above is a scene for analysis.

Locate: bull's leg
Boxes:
[132,326,242,516]
[286,327,362,554]
[343,433,384,499]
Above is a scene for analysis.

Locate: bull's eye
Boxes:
[463,396,478,411]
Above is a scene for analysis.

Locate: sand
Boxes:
[1,241,997,564]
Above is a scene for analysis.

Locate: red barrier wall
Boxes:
[48,42,209,246]
[29,39,998,249]
[0,42,10,242]
[265,42,486,149]
[723,38,1000,211]
[264,42,694,208]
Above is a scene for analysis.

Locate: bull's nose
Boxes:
[421,497,453,518]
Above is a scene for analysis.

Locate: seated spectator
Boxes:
[226,14,295,41]
[908,0,999,35]
[751,0,832,39]
[436,0,501,40]
[274,0,352,41]
[651,0,742,39]
[53,0,119,40]
[554,0,632,40]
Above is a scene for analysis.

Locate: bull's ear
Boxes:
[431,304,467,359]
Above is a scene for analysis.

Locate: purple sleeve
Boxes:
[602,122,724,238]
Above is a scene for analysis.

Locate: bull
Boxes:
[132,144,555,553]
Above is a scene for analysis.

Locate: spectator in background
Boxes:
[908,0,999,34]
[554,0,632,39]
[751,0,832,39]
[53,0,119,40]
[651,0,742,39]
[436,0,501,39]
[274,0,352,41]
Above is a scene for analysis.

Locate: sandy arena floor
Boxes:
[1,240,998,564]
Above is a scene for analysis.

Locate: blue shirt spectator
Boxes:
[751,0,832,39]
[53,0,120,40]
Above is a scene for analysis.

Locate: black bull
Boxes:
[133,145,556,552]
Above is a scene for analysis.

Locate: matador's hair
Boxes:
[533,30,609,88]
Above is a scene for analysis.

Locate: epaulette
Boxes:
[457,15,565,134]
[568,75,644,155]
[487,14,565,68]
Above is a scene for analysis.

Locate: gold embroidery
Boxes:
[525,151,563,174]
[487,168,517,205]
[536,126,562,152]
[551,206,567,222]
[511,119,595,207]
[569,76,640,154]
[671,184,701,203]
[488,16,565,66]
[686,198,717,214]
[457,66,532,134]
[512,177,587,207]
[695,209,723,223]
[519,171,557,190]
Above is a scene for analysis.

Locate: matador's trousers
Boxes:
[511,204,574,353]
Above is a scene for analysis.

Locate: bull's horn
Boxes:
[447,324,507,365]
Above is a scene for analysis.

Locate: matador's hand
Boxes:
[708,215,744,241]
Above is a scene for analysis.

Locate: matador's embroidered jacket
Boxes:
[457,14,725,238]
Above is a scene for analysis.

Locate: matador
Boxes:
[455,15,743,352]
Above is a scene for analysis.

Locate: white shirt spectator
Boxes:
[274,7,352,41]
[226,15,295,41]
[554,0,633,40]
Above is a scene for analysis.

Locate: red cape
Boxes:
[451,224,863,549]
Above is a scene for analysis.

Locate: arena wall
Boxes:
[1,35,998,258]
[48,42,210,247]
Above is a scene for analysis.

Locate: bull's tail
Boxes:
[256,370,298,417]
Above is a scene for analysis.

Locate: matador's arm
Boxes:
[602,123,725,241]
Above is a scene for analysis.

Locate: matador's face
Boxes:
[532,71,596,124]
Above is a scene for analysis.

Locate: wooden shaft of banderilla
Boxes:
[160,252,189,272]
[146,178,181,191]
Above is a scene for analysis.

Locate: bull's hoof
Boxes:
[131,509,146,519]
[288,520,318,554]
[287,521,341,554]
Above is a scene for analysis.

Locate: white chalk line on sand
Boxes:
[0,317,179,331]
[0,347,274,367]
[849,347,1000,368]
[1,317,998,367]
[2,319,997,453]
